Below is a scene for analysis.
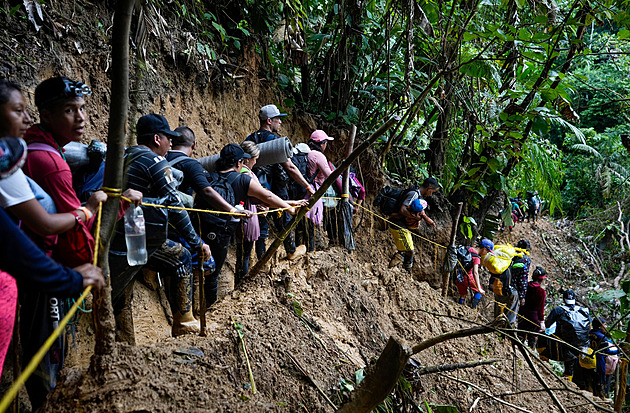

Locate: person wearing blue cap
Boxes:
[388,197,433,273]
[108,113,212,341]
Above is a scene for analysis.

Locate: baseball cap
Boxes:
[532,266,547,280]
[516,239,531,250]
[137,114,181,138]
[310,130,334,142]
[410,199,428,213]
[422,177,441,189]
[592,317,606,329]
[258,104,287,122]
[563,289,576,305]
[477,238,494,251]
[0,137,27,179]
[220,143,251,162]
[35,76,92,110]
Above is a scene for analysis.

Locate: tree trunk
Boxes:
[92,0,137,358]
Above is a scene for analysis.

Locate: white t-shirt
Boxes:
[0,169,35,208]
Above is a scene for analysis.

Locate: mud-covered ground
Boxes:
[30,215,610,413]
[0,2,616,411]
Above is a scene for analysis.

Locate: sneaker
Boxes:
[0,137,27,179]
[388,252,403,268]
[287,244,307,261]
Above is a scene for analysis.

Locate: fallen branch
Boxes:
[286,351,337,411]
[540,233,566,272]
[441,373,534,413]
[415,358,500,375]
[515,340,567,413]
[337,318,505,413]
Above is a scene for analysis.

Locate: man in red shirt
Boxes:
[519,267,548,348]
[22,76,107,265]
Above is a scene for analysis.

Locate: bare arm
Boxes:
[8,199,77,235]
[247,179,296,214]
[420,210,436,228]
[472,264,484,294]
[282,160,315,195]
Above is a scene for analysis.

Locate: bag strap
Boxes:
[168,155,188,169]
[28,142,63,158]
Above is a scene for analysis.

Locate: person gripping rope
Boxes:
[518,266,547,348]
[109,114,211,341]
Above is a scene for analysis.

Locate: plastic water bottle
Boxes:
[125,205,147,266]
[232,201,245,222]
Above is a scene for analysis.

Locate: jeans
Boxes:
[202,221,237,306]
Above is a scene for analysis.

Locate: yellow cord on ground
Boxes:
[0,204,104,413]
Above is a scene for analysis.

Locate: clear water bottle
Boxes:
[125,205,147,266]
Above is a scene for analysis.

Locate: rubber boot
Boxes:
[388,251,404,268]
[115,283,136,345]
[172,273,199,337]
[403,253,414,273]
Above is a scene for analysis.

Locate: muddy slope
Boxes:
[41,217,604,413]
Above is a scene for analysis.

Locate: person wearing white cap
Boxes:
[544,289,591,380]
[245,104,315,260]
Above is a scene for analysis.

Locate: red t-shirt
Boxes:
[23,125,83,255]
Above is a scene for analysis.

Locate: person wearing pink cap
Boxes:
[305,130,343,244]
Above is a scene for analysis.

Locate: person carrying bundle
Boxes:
[477,239,528,324]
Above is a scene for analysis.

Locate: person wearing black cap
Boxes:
[246,104,315,261]
[197,143,306,305]
[512,239,532,306]
[108,113,211,341]
[544,289,591,379]
[518,266,547,348]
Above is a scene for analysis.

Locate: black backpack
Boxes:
[373,186,419,216]
[289,150,317,199]
[195,171,239,226]
[556,305,591,347]
[455,245,478,272]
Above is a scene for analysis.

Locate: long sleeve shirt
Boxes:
[125,146,202,249]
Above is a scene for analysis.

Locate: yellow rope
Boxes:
[0,204,105,413]
[109,191,295,217]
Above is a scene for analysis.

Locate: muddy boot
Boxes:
[172,273,199,337]
[115,283,136,345]
[172,309,200,337]
[287,244,307,261]
[388,251,404,268]
[402,254,414,273]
